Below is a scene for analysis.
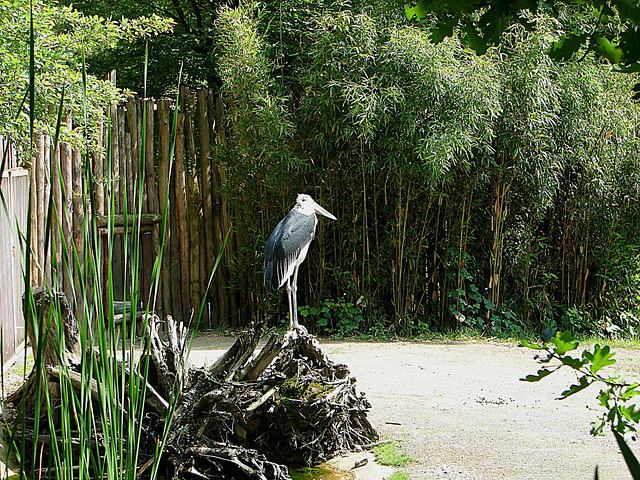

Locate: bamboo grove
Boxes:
[212,3,640,337]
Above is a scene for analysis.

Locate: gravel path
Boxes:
[189,336,640,480]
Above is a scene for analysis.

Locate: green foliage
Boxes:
[0,0,171,152]
[299,298,365,336]
[402,0,640,99]
[522,332,640,478]
[209,3,640,336]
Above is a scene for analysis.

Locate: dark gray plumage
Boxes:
[263,194,336,331]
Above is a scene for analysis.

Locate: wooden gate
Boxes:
[0,137,28,365]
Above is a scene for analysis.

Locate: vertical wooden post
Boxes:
[93,112,105,216]
[157,99,172,319]
[29,150,39,286]
[118,105,127,213]
[61,116,74,303]
[196,89,217,325]
[126,100,140,210]
[72,146,84,310]
[35,134,46,285]
[144,99,158,215]
[51,136,63,285]
[175,88,190,322]
[108,72,120,214]
[184,92,205,326]
[143,99,159,309]
[206,91,228,326]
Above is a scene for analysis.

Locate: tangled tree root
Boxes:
[6,290,377,480]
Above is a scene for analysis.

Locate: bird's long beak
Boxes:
[313,202,337,220]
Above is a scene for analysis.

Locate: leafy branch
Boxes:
[521,332,640,478]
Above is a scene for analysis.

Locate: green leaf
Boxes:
[519,339,545,350]
[559,375,592,399]
[430,15,458,43]
[613,429,640,479]
[483,298,496,310]
[622,383,640,401]
[405,2,429,21]
[593,36,624,63]
[559,355,588,370]
[548,34,587,61]
[551,332,579,355]
[461,21,488,55]
[620,405,640,423]
[591,415,607,436]
[598,390,612,408]
[521,368,554,382]
[583,345,616,374]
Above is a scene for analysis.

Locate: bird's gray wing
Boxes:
[264,209,316,292]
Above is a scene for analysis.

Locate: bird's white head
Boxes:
[295,194,337,220]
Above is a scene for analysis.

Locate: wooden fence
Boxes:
[27,86,248,329]
[0,137,28,365]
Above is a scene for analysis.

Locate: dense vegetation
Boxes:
[12,0,640,337]
[214,2,640,337]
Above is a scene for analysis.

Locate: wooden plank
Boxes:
[95,213,161,228]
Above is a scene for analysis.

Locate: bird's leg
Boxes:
[290,265,307,334]
[286,277,295,330]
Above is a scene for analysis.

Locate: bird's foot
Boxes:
[286,323,308,338]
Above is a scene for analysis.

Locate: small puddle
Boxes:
[290,465,355,480]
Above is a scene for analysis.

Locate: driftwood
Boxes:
[7,290,377,480]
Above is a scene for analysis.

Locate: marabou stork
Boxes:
[264,194,337,332]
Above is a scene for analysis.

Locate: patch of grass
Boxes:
[389,472,410,480]
[289,466,334,480]
[373,441,415,467]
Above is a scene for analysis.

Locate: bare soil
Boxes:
[188,335,640,480]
